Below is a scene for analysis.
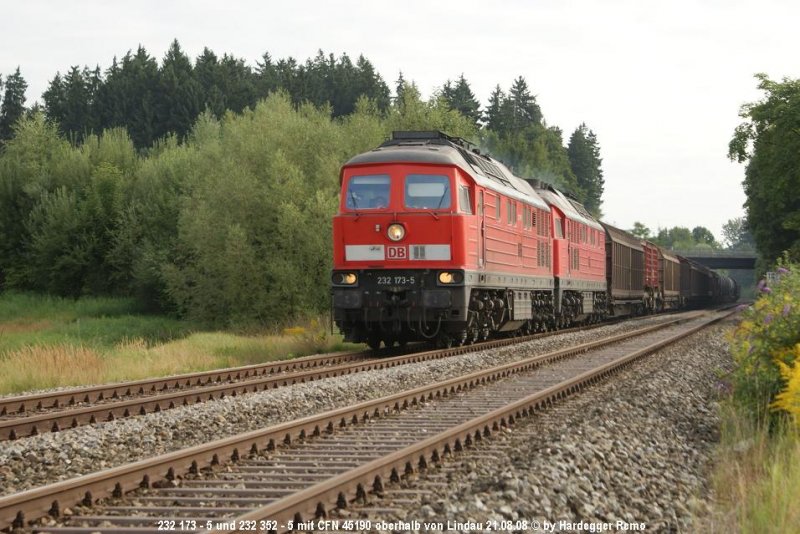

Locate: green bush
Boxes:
[729,261,800,425]
[0,90,477,327]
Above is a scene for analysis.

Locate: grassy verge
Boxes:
[705,403,800,532]
[0,292,360,394]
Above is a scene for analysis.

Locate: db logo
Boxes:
[386,246,407,260]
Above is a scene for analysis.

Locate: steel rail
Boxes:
[0,314,659,441]
[0,349,370,417]
[0,312,704,531]
[209,309,733,533]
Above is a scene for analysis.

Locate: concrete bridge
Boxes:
[670,248,758,270]
[671,248,758,299]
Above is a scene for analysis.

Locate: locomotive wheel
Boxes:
[367,334,381,351]
[470,329,480,344]
[455,330,468,346]
[436,334,453,349]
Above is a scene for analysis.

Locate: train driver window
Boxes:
[405,174,451,209]
[458,185,473,214]
[553,217,563,238]
[345,174,391,210]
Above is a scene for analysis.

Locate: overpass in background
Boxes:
[670,248,758,270]
[671,248,757,299]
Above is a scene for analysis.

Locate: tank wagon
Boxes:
[331,131,738,349]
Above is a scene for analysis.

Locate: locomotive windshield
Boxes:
[345,174,391,210]
[404,174,451,209]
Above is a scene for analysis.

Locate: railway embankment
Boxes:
[343,270,800,532]
[5,305,796,532]
[349,322,733,532]
[701,265,800,532]
[0,315,679,498]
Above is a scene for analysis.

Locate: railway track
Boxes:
[0,316,648,441]
[0,308,732,533]
[0,349,374,441]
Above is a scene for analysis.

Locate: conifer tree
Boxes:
[158,39,201,139]
[255,52,279,98]
[355,55,390,112]
[442,74,481,128]
[94,47,159,148]
[507,76,542,130]
[484,85,506,133]
[567,123,604,215]
[217,53,257,113]
[0,67,28,143]
[395,72,406,106]
[194,48,226,117]
[44,67,100,141]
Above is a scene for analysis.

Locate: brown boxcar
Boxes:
[601,223,644,315]
[660,250,681,309]
[678,255,712,308]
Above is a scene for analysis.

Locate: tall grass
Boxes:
[0,293,359,395]
[705,404,800,532]
[0,345,107,392]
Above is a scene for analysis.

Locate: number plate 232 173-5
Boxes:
[375,275,416,286]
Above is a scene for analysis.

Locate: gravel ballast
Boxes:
[349,323,734,532]
[0,315,681,497]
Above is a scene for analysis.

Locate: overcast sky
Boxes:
[2,0,797,240]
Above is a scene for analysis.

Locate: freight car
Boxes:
[601,223,645,316]
[331,131,737,348]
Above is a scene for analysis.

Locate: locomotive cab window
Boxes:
[345,174,391,210]
[404,174,451,209]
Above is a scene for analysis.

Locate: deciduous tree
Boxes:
[729,74,800,262]
[722,216,756,250]
[630,221,651,239]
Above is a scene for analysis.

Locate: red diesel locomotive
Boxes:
[331,131,737,349]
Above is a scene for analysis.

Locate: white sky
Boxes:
[2,0,798,240]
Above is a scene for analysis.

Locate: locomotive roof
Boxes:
[342,131,550,210]
[535,187,604,231]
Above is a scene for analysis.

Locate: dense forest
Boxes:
[4,40,760,327]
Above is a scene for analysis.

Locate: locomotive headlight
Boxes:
[332,272,358,285]
[438,271,463,284]
[387,223,405,242]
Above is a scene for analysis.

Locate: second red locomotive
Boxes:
[332,131,737,349]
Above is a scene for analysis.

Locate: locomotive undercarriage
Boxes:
[558,290,608,327]
[334,282,610,351]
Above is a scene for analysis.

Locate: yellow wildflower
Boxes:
[772,344,800,428]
